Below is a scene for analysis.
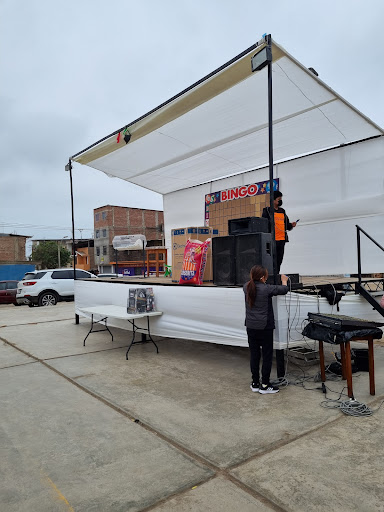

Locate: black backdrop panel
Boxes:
[212,236,236,286]
[235,233,273,286]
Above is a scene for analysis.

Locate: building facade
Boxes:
[94,205,164,273]
[0,233,30,261]
[0,233,36,280]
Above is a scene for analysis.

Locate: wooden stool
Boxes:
[319,335,375,399]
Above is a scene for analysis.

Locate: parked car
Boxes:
[0,280,20,305]
[16,269,96,306]
[97,273,124,278]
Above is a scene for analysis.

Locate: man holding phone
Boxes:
[262,190,297,273]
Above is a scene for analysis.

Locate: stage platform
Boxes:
[95,274,383,291]
[76,276,383,350]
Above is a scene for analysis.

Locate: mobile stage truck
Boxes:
[69,36,384,359]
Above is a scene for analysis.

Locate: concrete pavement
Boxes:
[1,302,384,511]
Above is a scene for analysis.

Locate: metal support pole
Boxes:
[68,161,76,275]
[267,34,277,284]
[115,248,118,275]
[143,239,146,278]
[67,159,78,324]
[356,225,362,290]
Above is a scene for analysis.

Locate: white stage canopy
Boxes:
[72,37,383,194]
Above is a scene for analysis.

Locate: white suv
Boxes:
[16,269,96,306]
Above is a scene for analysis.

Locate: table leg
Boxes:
[339,342,346,379]
[344,340,354,399]
[319,340,326,382]
[146,316,159,354]
[368,336,375,395]
[83,314,94,346]
[84,314,113,346]
[126,320,136,360]
[125,317,159,360]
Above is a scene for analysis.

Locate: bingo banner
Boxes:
[205,178,279,225]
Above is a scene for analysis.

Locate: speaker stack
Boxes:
[212,217,273,286]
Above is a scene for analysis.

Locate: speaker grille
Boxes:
[235,233,273,286]
[212,236,236,286]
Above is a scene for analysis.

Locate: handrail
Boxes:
[356,225,384,288]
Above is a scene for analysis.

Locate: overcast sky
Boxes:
[1,0,383,249]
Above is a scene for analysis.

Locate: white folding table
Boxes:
[81,305,162,359]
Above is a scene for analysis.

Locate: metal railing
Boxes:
[356,225,384,288]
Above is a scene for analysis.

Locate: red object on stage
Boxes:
[179,239,210,286]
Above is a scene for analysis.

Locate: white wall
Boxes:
[164,136,384,275]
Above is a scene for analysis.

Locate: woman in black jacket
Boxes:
[244,265,289,394]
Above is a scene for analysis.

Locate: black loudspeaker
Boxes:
[235,233,273,286]
[212,236,236,286]
[228,216,269,235]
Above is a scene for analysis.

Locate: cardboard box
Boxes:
[198,227,218,282]
[171,227,218,282]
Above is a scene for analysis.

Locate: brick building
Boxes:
[0,233,30,261]
[94,205,164,273]
[0,233,36,280]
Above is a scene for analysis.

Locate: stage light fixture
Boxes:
[251,46,272,72]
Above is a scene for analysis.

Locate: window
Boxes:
[75,270,92,279]
[102,229,107,237]
[6,282,18,289]
[95,230,100,238]
[22,273,36,280]
[32,272,47,280]
[96,247,100,256]
[95,213,99,221]
[0,283,6,291]
[103,246,107,255]
[51,270,72,279]
[102,211,107,220]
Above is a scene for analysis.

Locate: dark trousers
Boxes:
[247,328,274,385]
[275,241,286,273]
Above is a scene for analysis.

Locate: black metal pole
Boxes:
[266,35,284,378]
[68,159,79,324]
[356,225,362,290]
[267,35,277,284]
[115,248,118,276]
[143,239,146,278]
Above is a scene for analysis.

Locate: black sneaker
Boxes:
[259,383,279,394]
[250,382,260,392]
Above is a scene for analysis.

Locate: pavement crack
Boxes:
[0,318,74,328]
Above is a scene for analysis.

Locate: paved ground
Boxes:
[1,302,384,511]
